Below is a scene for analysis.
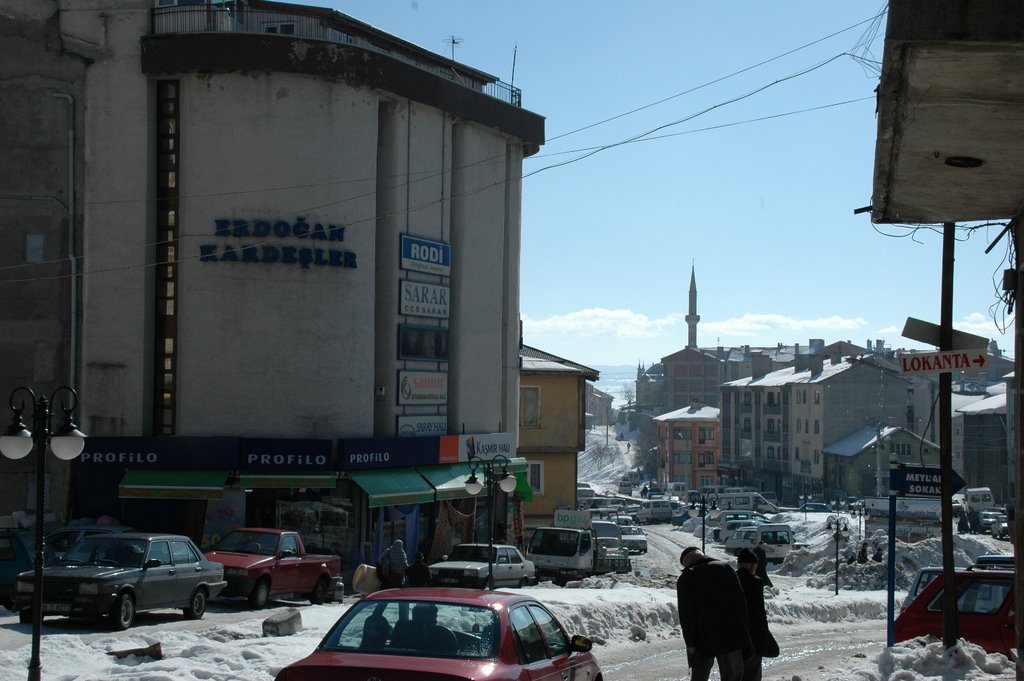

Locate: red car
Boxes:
[894,568,1015,657]
[274,588,603,681]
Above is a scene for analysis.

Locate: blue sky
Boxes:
[332,1,1015,367]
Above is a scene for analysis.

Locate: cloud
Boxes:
[699,313,869,338]
[522,308,682,338]
[955,312,1003,339]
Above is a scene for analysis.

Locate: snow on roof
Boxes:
[652,404,721,421]
[957,392,1006,415]
[823,425,936,457]
[520,356,580,373]
[722,356,862,388]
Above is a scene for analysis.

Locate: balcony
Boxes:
[763,403,781,415]
[150,6,522,107]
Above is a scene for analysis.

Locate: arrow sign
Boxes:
[899,349,987,375]
[892,464,966,497]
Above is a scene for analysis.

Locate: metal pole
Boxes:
[1014,214,1024,681]
[27,396,50,681]
[487,472,495,590]
[887,457,898,647]
[939,222,958,650]
[834,526,840,596]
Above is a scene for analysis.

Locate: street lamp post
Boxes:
[687,491,718,553]
[464,454,517,589]
[0,386,86,681]
[826,515,850,596]
[800,494,808,522]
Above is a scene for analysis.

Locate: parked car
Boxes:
[636,499,673,524]
[205,528,343,607]
[895,568,1014,657]
[429,544,536,588]
[14,533,226,630]
[796,502,832,513]
[671,507,694,526]
[715,517,771,544]
[611,514,634,527]
[45,524,135,562]
[901,566,942,612]
[977,508,1007,535]
[723,523,795,564]
[971,554,1014,570]
[619,525,648,554]
[990,513,1013,540]
[595,537,632,573]
[275,588,602,680]
[0,530,35,610]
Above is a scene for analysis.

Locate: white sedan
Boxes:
[619,526,648,554]
[429,543,536,588]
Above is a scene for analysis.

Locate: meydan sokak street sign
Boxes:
[891,463,966,498]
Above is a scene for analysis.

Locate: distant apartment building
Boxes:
[719,354,930,502]
[653,403,721,492]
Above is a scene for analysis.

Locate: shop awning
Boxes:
[119,470,227,500]
[514,471,533,502]
[238,473,338,489]
[417,462,476,501]
[348,468,437,508]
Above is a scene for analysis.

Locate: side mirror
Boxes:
[143,559,162,569]
[569,634,593,653]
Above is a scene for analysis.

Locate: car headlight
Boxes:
[16,581,33,594]
[78,582,99,595]
[225,568,248,577]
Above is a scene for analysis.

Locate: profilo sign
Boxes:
[400,234,451,276]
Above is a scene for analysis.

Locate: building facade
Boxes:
[653,403,721,492]
[1,1,543,572]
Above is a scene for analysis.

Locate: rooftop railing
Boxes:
[151,6,522,107]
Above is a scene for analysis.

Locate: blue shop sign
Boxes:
[79,436,239,470]
[338,436,440,470]
[400,234,451,276]
[239,438,333,471]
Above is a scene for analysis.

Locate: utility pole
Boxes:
[939,222,958,650]
[1014,215,1024,680]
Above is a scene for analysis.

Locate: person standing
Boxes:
[378,539,408,589]
[677,546,751,681]
[754,541,773,588]
[406,551,432,587]
[736,549,778,681]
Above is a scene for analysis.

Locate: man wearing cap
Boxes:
[736,548,778,681]
[677,546,751,681]
[754,541,773,588]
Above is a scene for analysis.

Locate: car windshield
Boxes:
[448,545,494,562]
[61,537,147,568]
[213,531,279,555]
[528,530,579,557]
[321,599,500,659]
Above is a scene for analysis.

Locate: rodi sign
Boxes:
[400,234,451,276]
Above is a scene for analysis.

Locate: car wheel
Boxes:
[18,608,32,625]
[184,587,207,620]
[309,576,329,605]
[110,592,135,630]
[249,577,271,608]
[517,577,527,588]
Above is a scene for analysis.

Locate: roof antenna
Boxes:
[445,35,463,61]
[510,44,518,88]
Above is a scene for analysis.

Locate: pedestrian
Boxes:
[871,542,884,562]
[677,546,751,681]
[857,541,869,564]
[641,485,649,499]
[753,541,773,588]
[736,548,779,681]
[406,551,432,587]
[378,539,408,589]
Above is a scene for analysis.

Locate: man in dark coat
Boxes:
[677,546,751,681]
[406,551,432,587]
[737,548,776,681]
[753,541,773,588]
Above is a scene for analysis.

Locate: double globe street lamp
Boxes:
[0,386,87,681]
[464,454,517,589]
[687,490,718,553]
[825,514,851,596]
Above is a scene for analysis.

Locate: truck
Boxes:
[525,510,631,585]
[204,528,343,608]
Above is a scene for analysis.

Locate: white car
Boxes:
[429,543,536,588]
[619,525,648,554]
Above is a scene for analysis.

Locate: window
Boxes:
[674,427,691,441]
[814,420,820,434]
[804,419,809,433]
[894,443,912,457]
[698,427,715,443]
[529,604,569,657]
[170,539,199,564]
[796,420,802,433]
[813,449,820,464]
[528,461,544,495]
[520,387,540,429]
[766,420,775,433]
[794,447,800,460]
[766,446,776,460]
[814,390,820,404]
[148,541,172,566]
[698,451,715,466]
[279,534,299,556]
[954,424,962,436]
[673,452,691,464]
[510,606,547,663]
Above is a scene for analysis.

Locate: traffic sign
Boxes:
[892,464,966,497]
[899,349,987,375]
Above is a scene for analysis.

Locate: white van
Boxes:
[715,492,778,514]
[964,487,996,512]
[667,482,691,497]
[636,499,673,524]
[723,523,794,564]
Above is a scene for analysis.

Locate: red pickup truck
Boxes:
[205,528,343,608]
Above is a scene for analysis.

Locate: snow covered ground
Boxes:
[0,427,1015,680]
